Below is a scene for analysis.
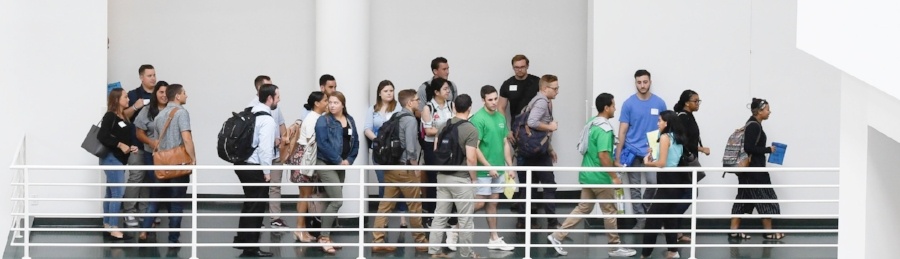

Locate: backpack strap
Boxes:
[154,108,179,153]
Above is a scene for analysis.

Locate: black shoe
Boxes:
[240,249,273,257]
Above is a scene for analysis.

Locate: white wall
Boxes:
[0,0,20,249]
[369,0,589,191]
[107,0,316,196]
[866,127,900,258]
[592,0,840,215]
[796,0,900,100]
[2,0,108,219]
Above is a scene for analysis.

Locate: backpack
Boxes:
[721,120,761,177]
[372,113,412,165]
[511,101,552,158]
[217,107,271,164]
[433,119,470,174]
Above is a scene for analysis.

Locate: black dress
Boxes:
[731,117,781,215]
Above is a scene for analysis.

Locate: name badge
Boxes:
[650,108,659,116]
[118,121,127,128]
[509,85,518,91]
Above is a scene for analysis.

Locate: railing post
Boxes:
[22,167,30,259]
[690,169,698,259]
[358,168,366,259]
[190,168,198,259]
[524,169,532,259]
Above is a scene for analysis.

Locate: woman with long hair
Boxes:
[640,110,689,259]
[363,80,408,228]
[730,98,783,240]
[133,81,169,240]
[314,91,359,254]
[97,88,139,240]
[289,91,328,243]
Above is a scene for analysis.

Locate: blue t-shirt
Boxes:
[619,93,667,157]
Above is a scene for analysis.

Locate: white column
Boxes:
[316,0,370,216]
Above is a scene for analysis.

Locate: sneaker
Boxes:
[488,237,514,251]
[546,235,568,256]
[608,247,637,257]
[671,251,681,258]
[270,218,289,228]
[446,231,458,251]
[125,216,139,227]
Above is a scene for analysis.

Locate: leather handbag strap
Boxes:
[154,108,179,153]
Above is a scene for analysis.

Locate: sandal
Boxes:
[728,233,751,239]
[763,233,785,240]
[319,236,336,254]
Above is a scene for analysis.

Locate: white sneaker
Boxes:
[546,235,568,256]
[608,247,637,257]
[488,237,514,251]
[446,231,458,251]
[672,251,681,258]
[124,216,139,227]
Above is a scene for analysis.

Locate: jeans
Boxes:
[100,153,126,227]
[140,152,189,243]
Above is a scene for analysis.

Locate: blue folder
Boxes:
[767,142,787,165]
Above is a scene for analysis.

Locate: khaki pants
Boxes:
[428,174,475,257]
[552,187,621,249]
[371,170,427,243]
[268,159,284,220]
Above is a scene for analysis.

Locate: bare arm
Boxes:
[136,128,156,150]
[615,122,630,163]
[644,134,670,168]
[423,106,439,136]
[181,130,196,164]
[599,151,620,184]
[364,128,376,141]
[466,145,478,182]
[498,97,509,119]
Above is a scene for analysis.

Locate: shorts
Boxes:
[475,175,504,196]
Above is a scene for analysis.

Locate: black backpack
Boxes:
[434,119,470,174]
[372,113,412,165]
[217,107,271,164]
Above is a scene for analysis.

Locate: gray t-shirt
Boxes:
[448,117,478,178]
[153,103,191,151]
[133,107,159,152]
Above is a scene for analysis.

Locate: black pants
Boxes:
[422,142,457,226]
[642,187,690,257]
[515,155,557,224]
[233,164,268,250]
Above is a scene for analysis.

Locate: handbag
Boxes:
[81,120,109,158]
[153,108,193,180]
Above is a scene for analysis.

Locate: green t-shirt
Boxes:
[470,108,508,177]
[579,121,616,184]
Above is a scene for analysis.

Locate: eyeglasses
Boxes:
[689,99,702,105]
[548,86,559,91]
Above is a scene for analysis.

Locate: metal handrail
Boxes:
[7,135,839,259]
